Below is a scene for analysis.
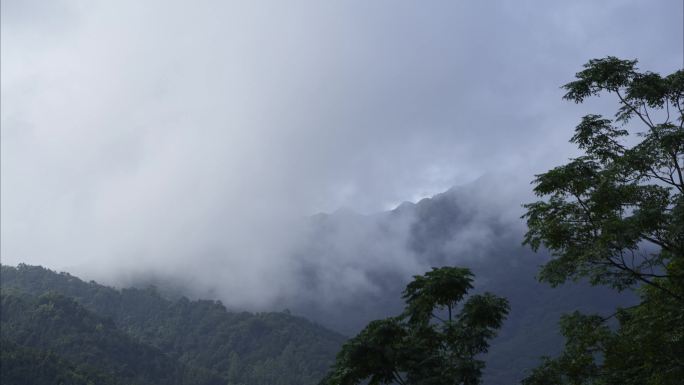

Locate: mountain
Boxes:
[279,183,637,383]
[0,264,346,385]
[1,183,637,384]
[1,338,119,385]
[1,290,222,385]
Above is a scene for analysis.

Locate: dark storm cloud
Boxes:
[1,0,681,307]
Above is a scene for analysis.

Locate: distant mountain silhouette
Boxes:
[284,183,636,383]
[1,183,636,384]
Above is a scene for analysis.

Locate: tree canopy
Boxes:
[522,57,684,384]
[320,266,509,385]
[1,264,346,385]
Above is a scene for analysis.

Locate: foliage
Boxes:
[0,338,119,385]
[320,267,509,385]
[522,57,684,384]
[0,291,223,385]
[1,264,346,385]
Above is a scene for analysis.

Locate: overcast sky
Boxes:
[1,1,682,285]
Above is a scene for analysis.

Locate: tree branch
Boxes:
[392,370,408,385]
[604,256,684,302]
[615,89,656,130]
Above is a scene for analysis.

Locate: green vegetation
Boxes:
[1,339,119,385]
[320,267,509,385]
[0,291,220,385]
[522,57,684,384]
[1,264,346,385]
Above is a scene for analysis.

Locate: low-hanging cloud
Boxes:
[1,0,681,310]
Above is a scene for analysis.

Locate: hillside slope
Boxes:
[0,291,223,385]
[1,338,120,385]
[1,265,346,385]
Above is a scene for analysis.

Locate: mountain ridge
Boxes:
[1,184,636,384]
[1,264,346,385]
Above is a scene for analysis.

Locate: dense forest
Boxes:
[1,339,120,385]
[1,264,346,385]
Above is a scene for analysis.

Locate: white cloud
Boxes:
[1,0,681,308]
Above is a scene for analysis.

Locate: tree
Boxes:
[522,57,684,384]
[320,266,509,385]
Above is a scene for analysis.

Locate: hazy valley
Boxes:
[1,184,635,384]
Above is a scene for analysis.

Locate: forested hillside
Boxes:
[0,264,346,385]
[1,339,119,385]
[1,291,222,385]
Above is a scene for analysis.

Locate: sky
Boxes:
[1,0,682,303]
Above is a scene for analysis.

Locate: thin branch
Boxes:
[615,89,656,130]
[641,102,656,127]
[600,303,643,322]
[671,150,684,191]
[665,101,671,123]
[641,234,672,251]
[604,257,684,302]
[392,370,408,385]
[675,97,684,129]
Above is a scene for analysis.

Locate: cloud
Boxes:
[1,0,681,309]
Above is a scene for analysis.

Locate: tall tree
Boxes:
[320,266,509,385]
[522,57,684,384]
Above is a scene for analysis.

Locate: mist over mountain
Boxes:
[2,2,677,384]
[285,182,635,382]
[286,178,522,333]
[116,180,633,383]
[0,174,637,384]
